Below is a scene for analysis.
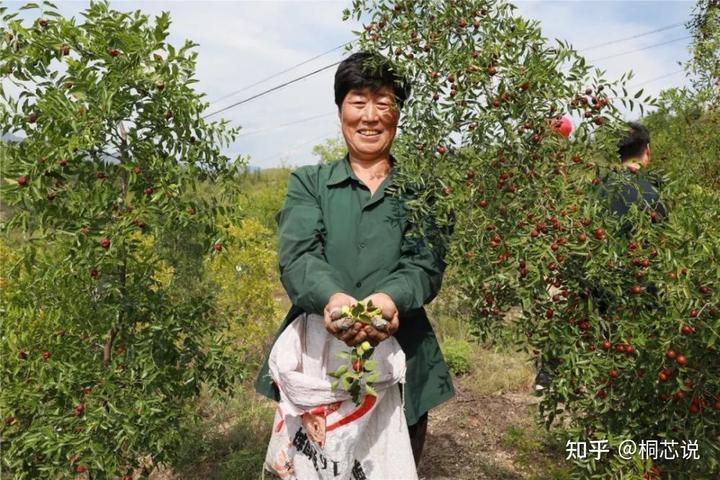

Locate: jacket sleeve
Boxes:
[277,168,347,314]
[375,213,453,315]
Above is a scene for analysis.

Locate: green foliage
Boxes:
[503,424,571,478]
[645,88,720,190]
[0,2,245,477]
[311,135,347,165]
[441,337,473,377]
[687,0,720,95]
[160,169,288,478]
[236,168,290,234]
[329,301,382,404]
[345,0,720,478]
[206,217,283,371]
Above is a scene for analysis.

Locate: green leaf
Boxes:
[330,364,348,378]
[365,371,379,383]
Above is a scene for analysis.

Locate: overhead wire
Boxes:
[207,22,686,113]
[629,70,684,87]
[209,37,691,122]
[252,131,337,166]
[588,36,690,62]
[238,111,336,138]
[207,40,354,105]
[219,24,691,166]
[578,22,685,52]
[202,61,342,119]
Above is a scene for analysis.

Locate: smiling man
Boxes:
[255,51,454,469]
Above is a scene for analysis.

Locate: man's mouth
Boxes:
[358,129,381,137]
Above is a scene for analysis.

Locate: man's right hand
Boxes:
[324,293,365,346]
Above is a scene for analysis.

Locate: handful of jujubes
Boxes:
[329,300,388,405]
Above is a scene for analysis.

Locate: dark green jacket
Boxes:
[601,169,667,234]
[254,155,454,426]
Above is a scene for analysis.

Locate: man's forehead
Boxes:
[347,87,395,98]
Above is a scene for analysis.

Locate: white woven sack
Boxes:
[264,313,417,480]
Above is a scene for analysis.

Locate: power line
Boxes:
[208,41,354,105]
[246,72,685,142]
[210,23,684,111]
[206,32,690,122]
[239,111,336,138]
[252,131,336,166]
[589,36,690,62]
[202,61,343,120]
[630,69,684,87]
[241,71,687,141]
[249,71,688,167]
[579,22,685,52]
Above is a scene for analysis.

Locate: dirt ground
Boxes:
[417,372,569,480]
[149,338,571,480]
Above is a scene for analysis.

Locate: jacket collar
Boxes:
[326,153,396,187]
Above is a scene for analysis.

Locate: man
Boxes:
[535,122,665,391]
[255,52,454,469]
[603,121,666,226]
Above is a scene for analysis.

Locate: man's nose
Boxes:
[362,103,380,121]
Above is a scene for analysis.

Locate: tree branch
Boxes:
[103,328,117,368]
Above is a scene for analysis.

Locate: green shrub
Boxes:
[441,337,473,377]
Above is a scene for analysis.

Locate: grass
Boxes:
[502,421,573,480]
[464,346,536,396]
[426,291,474,343]
[166,385,275,480]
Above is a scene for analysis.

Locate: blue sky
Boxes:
[3,1,696,168]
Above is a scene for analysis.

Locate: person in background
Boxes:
[535,121,666,391]
[604,121,666,226]
[254,51,455,467]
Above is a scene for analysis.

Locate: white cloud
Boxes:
[515,0,694,115]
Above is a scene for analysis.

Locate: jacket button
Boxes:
[356,281,362,288]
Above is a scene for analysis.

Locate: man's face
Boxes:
[339,87,399,162]
[639,144,651,167]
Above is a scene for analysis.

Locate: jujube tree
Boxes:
[1,1,245,477]
[344,0,719,478]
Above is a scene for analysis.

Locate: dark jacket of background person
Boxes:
[601,169,667,228]
[589,169,667,316]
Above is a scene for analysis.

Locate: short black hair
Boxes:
[617,122,650,161]
[334,51,410,110]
